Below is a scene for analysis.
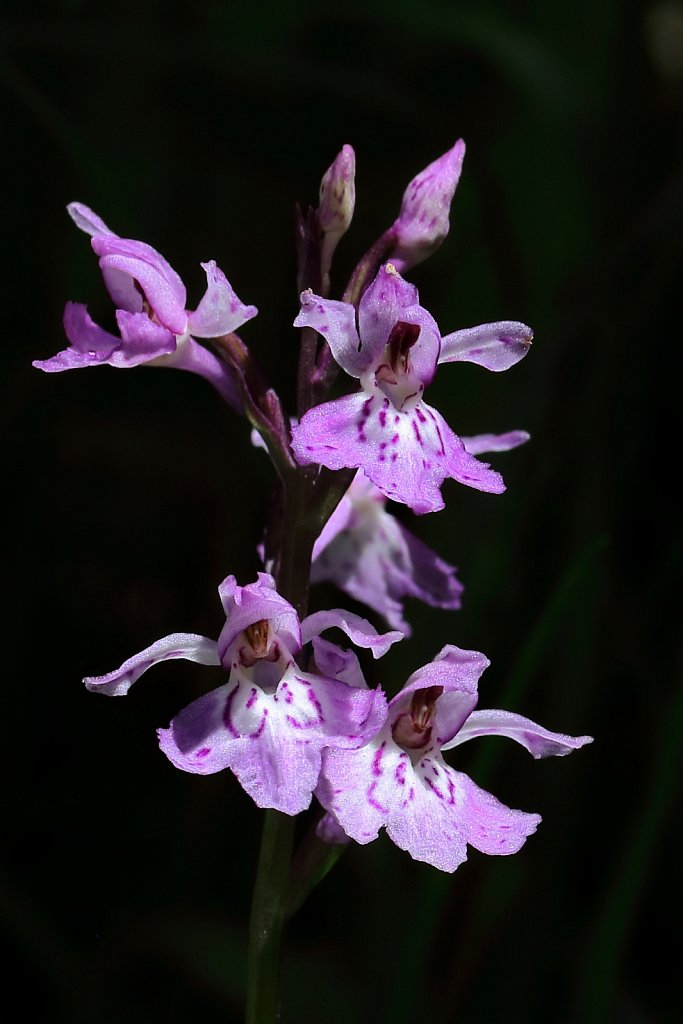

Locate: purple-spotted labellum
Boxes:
[316,645,592,872]
[290,262,533,513]
[84,573,401,815]
[389,139,466,273]
[33,203,257,410]
[311,431,529,633]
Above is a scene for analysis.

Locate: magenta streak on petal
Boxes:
[246,687,258,709]
[395,757,408,786]
[367,780,389,814]
[372,742,386,777]
[412,420,422,444]
[196,747,212,758]
[223,684,241,738]
[306,685,325,723]
[426,407,446,457]
[249,709,268,739]
[425,777,445,800]
[356,397,373,442]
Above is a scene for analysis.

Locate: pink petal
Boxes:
[292,392,505,514]
[112,311,177,366]
[187,261,258,338]
[390,645,490,746]
[357,263,419,363]
[461,430,530,456]
[439,321,533,371]
[67,201,117,238]
[159,668,386,813]
[436,763,541,855]
[92,235,188,334]
[310,636,368,690]
[294,291,364,377]
[83,633,220,697]
[386,755,469,872]
[312,493,463,634]
[390,140,466,272]
[444,709,593,758]
[33,303,120,372]
[216,573,302,666]
[300,608,403,657]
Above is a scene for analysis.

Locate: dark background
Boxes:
[2,1,681,1021]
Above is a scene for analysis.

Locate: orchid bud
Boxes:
[390,139,465,272]
[318,144,356,284]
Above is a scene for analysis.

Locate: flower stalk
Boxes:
[38,139,594,1024]
[246,808,296,1024]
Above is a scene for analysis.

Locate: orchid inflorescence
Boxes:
[35,140,591,876]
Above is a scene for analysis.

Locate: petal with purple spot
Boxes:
[292,393,505,512]
[294,292,364,377]
[280,668,387,747]
[159,667,386,813]
[316,733,404,844]
[216,574,301,665]
[357,263,419,362]
[390,140,466,272]
[386,754,469,872]
[439,321,533,372]
[433,762,541,855]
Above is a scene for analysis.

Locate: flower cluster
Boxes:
[36,140,591,872]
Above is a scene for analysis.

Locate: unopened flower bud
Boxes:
[318,144,356,285]
[390,139,465,272]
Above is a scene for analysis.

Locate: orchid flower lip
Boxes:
[290,262,508,510]
[316,644,590,871]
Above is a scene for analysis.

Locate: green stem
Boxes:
[245,466,321,1021]
[246,810,296,1023]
